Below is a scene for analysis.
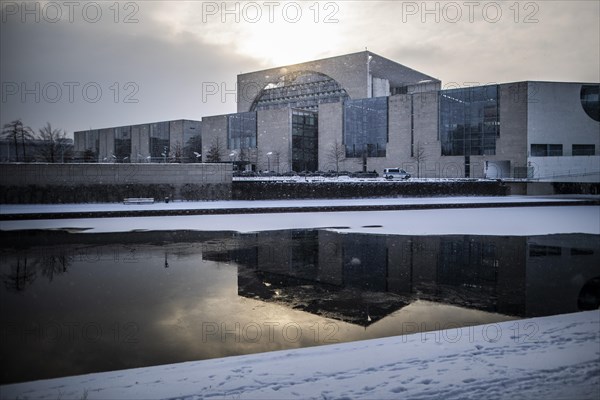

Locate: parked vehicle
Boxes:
[383,168,411,180]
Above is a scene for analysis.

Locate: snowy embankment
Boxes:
[2,311,598,400]
[1,205,599,236]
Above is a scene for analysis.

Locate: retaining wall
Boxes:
[232,180,510,200]
[0,163,232,203]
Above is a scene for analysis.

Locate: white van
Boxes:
[383,168,411,180]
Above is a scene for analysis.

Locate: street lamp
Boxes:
[267,151,273,172]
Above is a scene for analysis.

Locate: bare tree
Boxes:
[170,141,183,163]
[413,141,428,178]
[206,137,224,163]
[327,139,346,173]
[37,123,71,163]
[1,119,34,162]
[3,256,37,292]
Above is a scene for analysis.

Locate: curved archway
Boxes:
[249,70,349,112]
[580,85,600,122]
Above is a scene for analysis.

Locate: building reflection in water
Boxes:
[203,230,600,326]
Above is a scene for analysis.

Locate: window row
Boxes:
[530,144,596,157]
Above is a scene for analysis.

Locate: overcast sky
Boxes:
[1,0,599,137]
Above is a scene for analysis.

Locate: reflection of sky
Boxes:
[0,233,595,383]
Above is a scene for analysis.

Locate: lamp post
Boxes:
[229,152,236,171]
[267,151,273,172]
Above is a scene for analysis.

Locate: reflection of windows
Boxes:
[581,85,600,122]
[571,248,594,256]
[227,112,257,149]
[292,110,318,172]
[344,97,388,158]
[572,144,595,156]
[529,245,562,257]
[150,122,170,160]
[439,86,499,156]
[531,144,563,157]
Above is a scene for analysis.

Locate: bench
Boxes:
[123,198,155,205]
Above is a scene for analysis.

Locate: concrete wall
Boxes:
[526,82,600,182]
[527,82,600,154]
[318,102,347,171]
[257,108,291,172]
[528,156,600,182]
[0,163,232,202]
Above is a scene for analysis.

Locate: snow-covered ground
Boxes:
[1,206,599,236]
[0,195,594,215]
[2,310,598,400]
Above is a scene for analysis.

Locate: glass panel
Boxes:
[572,144,595,156]
[114,126,131,162]
[344,97,388,158]
[548,144,563,157]
[227,112,257,150]
[150,122,170,161]
[440,86,499,156]
[531,144,547,157]
[291,110,318,172]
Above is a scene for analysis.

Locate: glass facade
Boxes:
[82,130,99,161]
[343,97,388,158]
[150,122,170,161]
[292,110,318,172]
[227,112,257,149]
[183,120,202,162]
[439,86,500,156]
[114,126,131,162]
[252,72,349,112]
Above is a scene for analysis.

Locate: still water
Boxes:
[1,229,599,384]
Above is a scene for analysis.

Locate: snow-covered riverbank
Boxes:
[2,311,598,400]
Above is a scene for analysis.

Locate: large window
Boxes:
[183,120,202,162]
[439,86,499,156]
[292,110,318,172]
[150,122,170,161]
[344,97,388,158]
[227,112,257,149]
[114,126,131,162]
[82,130,99,161]
[531,144,563,157]
[572,144,596,156]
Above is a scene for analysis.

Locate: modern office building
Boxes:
[75,51,600,182]
[74,119,202,163]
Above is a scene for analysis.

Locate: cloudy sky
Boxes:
[1,0,599,137]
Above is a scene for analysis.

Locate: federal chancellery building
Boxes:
[74,51,600,182]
